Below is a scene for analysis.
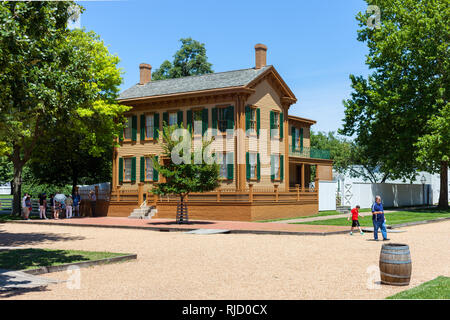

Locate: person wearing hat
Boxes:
[39,193,47,219]
[88,190,97,217]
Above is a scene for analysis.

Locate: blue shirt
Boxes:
[371,202,384,221]
[73,194,81,206]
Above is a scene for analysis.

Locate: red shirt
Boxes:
[351,208,359,220]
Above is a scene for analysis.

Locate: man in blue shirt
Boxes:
[371,195,389,241]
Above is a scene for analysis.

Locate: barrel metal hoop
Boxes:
[382,245,409,251]
[380,271,411,279]
[381,250,410,255]
[380,259,412,264]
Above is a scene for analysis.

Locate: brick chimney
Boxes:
[254,44,267,69]
[139,63,152,84]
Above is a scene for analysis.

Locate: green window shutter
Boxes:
[245,105,250,132]
[131,115,137,141]
[202,108,208,135]
[131,157,136,183]
[177,110,183,127]
[212,108,218,133]
[227,105,234,130]
[118,158,123,184]
[186,109,193,132]
[291,126,295,152]
[140,114,145,141]
[280,155,284,181]
[140,157,145,182]
[153,156,159,181]
[270,111,274,137]
[300,128,304,151]
[257,153,261,180]
[246,152,250,180]
[280,112,284,139]
[154,113,160,139]
[270,154,275,181]
[163,112,169,126]
[227,152,234,180]
[256,108,260,136]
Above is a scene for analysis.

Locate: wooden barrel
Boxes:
[379,243,412,286]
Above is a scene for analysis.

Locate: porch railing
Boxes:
[111,181,319,206]
[289,147,331,160]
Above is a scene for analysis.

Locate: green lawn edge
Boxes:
[0,248,132,271]
[386,276,450,299]
[291,209,450,226]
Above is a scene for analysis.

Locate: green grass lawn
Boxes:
[0,248,129,270]
[291,208,450,226]
[387,276,450,299]
[256,208,372,222]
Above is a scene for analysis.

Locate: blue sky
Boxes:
[79,0,370,133]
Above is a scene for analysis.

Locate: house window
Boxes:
[193,110,203,136]
[294,128,300,151]
[218,153,230,179]
[217,107,229,133]
[273,112,280,137]
[145,157,153,181]
[123,158,132,181]
[249,108,257,133]
[169,112,177,126]
[249,152,257,179]
[123,116,132,140]
[145,114,154,139]
[272,155,281,180]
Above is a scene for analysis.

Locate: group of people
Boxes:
[348,195,389,241]
[21,190,97,220]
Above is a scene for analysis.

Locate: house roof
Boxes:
[119,65,272,101]
[288,115,317,125]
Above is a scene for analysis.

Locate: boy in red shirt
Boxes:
[348,205,364,235]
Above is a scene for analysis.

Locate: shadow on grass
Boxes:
[0,229,85,247]
[0,249,89,271]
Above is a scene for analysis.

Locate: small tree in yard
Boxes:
[151,123,220,222]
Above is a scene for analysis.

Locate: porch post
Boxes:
[249,184,254,203]
[116,185,121,202]
[274,184,279,202]
[296,184,300,201]
[112,143,118,191]
[301,163,305,191]
[217,188,221,202]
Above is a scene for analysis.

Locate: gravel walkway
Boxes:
[0,221,448,300]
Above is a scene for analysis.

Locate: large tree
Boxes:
[152,38,213,80]
[0,2,127,214]
[339,0,449,207]
[151,123,220,221]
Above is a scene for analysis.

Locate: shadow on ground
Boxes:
[0,249,89,271]
[0,227,85,247]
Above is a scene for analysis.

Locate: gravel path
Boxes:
[0,221,449,300]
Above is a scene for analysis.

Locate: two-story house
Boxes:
[107,44,333,221]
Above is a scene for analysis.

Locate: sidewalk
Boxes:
[6,217,349,236]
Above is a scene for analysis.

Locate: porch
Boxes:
[108,182,319,221]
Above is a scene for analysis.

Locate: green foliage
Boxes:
[152,38,213,80]
[340,0,449,183]
[0,2,128,213]
[150,123,220,201]
[416,103,450,169]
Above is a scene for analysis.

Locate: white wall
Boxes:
[344,183,430,209]
[0,183,11,195]
[318,180,337,211]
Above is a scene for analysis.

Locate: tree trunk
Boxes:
[438,161,448,209]
[71,169,78,195]
[12,162,23,216]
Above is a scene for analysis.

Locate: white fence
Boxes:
[318,180,337,211]
[319,181,432,210]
